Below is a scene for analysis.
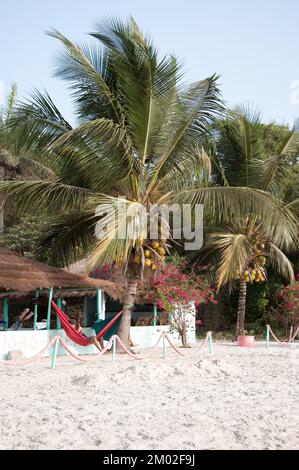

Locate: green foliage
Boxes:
[260,122,292,158]
[281,163,299,204]
[0,215,49,259]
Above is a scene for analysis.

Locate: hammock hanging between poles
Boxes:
[51,301,123,347]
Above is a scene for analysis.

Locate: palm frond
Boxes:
[146,75,222,194]
[280,130,299,157]
[17,156,57,180]
[210,231,250,289]
[8,89,72,151]
[258,154,289,194]
[268,243,295,282]
[47,29,124,124]
[35,210,98,266]
[3,83,17,123]
[0,180,93,213]
[215,108,263,188]
[169,186,298,248]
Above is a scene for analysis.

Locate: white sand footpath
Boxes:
[0,342,298,450]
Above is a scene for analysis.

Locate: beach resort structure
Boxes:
[0,249,196,360]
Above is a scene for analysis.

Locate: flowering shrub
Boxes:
[271,276,299,334]
[152,264,217,347]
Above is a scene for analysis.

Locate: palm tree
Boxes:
[211,107,299,196]
[0,85,19,234]
[193,108,298,335]
[207,217,295,336]
[0,19,296,347]
[0,84,55,235]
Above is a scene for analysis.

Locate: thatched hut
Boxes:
[0,249,118,331]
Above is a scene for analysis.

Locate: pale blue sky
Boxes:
[1,0,299,126]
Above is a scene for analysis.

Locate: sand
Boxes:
[0,341,298,450]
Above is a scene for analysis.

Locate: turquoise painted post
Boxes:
[33,289,39,330]
[266,325,270,349]
[56,298,62,329]
[3,298,9,331]
[162,333,167,359]
[208,331,213,354]
[153,303,157,326]
[50,338,60,370]
[96,288,102,321]
[47,288,54,330]
[112,336,116,363]
[83,296,88,326]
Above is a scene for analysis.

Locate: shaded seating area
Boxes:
[0,248,118,331]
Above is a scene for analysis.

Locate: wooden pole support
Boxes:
[162,333,167,359]
[208,331,213,354]
[266,325,270,349]
[153,302,157,326]
[112,336,117,363]
[51,337,60,370]
[96,288,102,321]
[33,289,39,331]
[47,288,54,330]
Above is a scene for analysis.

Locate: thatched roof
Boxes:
[0,249,118,298]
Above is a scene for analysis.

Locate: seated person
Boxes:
[70,318,138,352]
[69,318,105,351]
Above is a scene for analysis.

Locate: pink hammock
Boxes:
[51,301,123,347]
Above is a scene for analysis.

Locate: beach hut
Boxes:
[0,249,117,358]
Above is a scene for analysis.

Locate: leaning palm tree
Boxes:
[0,18,297,347]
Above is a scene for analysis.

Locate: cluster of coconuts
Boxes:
[237,241,267,283]
[242,268,266,283]
[133,240,166,271]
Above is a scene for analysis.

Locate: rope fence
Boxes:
[266,324,299,349]
[0,331,213,369]
[0,337,57,366]
[1,326,298,367]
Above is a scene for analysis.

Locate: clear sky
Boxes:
[1,0,299,127]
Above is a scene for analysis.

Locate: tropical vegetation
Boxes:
[0,18,298,344]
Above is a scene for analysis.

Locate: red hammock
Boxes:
[51,301,123,347]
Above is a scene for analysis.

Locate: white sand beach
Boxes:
[0,341,298,450]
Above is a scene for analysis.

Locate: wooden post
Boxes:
[96,288,102,321]
[56,298,62,329]
[153,302,157,326]
[83,296,88,326]
[51,337,60,370]
[162,333,167,359]
[47,288,54,330]
[33,289,39,330]
[3,298,8,331]
[208,331,213,354]
[266,325,270,349]
[112,336,116,363]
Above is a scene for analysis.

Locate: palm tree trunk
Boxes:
[180,324,189,348]
[117,275,138,351]
[236,279,247,336]
[0,166,4,236]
